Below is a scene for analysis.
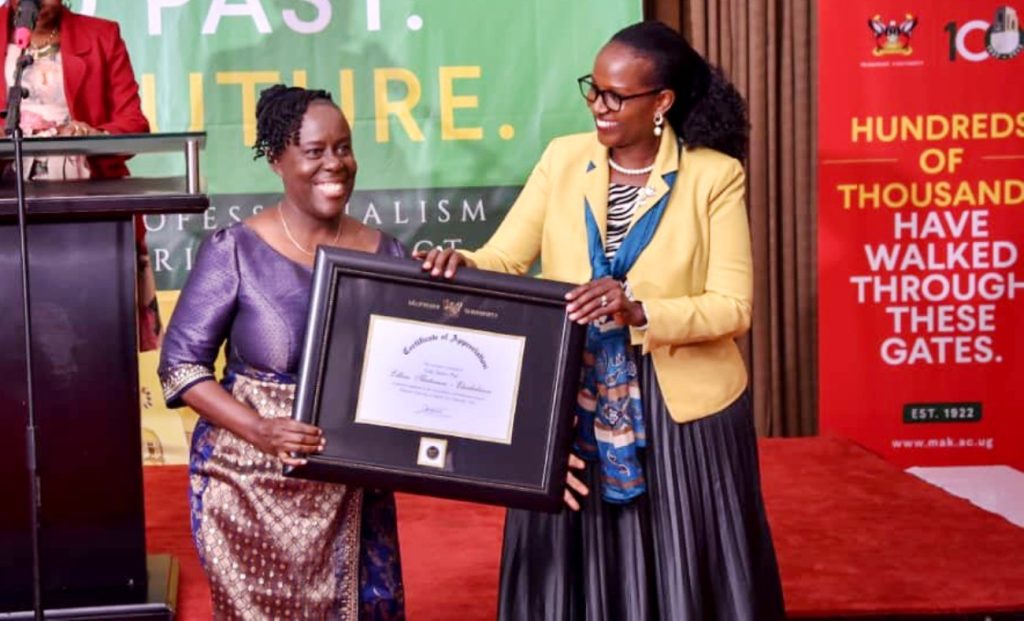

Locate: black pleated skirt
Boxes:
[497,355,785,620]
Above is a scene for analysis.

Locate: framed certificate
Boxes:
[287,247,586,512]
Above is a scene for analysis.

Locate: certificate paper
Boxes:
[353,314,526,444]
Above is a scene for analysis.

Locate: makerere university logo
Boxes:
[441,299,464,319]
[868,14,918,56]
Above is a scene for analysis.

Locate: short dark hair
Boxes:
[610,21,749,161]
[253,84,335,162]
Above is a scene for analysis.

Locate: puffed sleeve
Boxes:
[157,228,240,408]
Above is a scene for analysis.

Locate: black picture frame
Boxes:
[286,247,586,512]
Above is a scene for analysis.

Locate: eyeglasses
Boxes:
[577,75,664,112]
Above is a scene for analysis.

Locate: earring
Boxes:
[653,112,664,137]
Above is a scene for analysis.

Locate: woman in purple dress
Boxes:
[159,85,405,620]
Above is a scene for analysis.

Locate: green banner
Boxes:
[69,0,642,289]
[64,1,642,464]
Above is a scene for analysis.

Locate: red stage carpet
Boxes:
[144,438,1024,619]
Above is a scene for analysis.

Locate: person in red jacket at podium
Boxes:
[1,0,161,350]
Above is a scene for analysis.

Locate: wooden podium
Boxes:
[0,134,208,619]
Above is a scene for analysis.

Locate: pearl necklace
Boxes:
[608,157,654,176]
[278,204,342,256]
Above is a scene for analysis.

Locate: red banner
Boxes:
[818,1,1024,468]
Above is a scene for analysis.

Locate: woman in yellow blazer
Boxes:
[423,21,783,620]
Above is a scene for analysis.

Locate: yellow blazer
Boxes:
[462,126,753,423]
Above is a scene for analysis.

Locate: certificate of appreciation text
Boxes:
[353,314,526,444]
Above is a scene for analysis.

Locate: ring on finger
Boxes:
[600,294,608,307]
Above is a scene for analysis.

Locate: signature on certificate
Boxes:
[416,405,447,417]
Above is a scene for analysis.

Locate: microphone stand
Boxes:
[4,47,45,621]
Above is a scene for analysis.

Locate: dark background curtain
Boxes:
[644,0,818,436]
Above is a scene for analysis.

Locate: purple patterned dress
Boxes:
[158,223,405,620]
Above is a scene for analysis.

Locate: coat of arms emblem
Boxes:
[868,14,917,56]
[442,299,464,318]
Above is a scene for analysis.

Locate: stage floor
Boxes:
[757,438,1024,619]
[142,437,1024,619]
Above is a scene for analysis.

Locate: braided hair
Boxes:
[253,84,336,162]
[610,22,749,161]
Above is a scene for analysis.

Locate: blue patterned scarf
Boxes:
[574,169,677,503]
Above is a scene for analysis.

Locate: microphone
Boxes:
[14,0,42,50]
